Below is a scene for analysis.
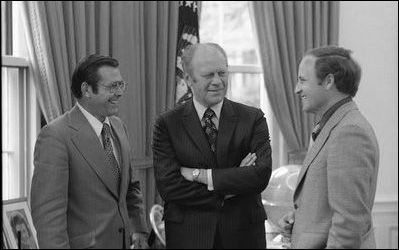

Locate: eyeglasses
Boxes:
[98,81,127,94]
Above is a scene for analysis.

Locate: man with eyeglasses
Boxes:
[31,54,149,249]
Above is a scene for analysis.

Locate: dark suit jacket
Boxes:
[153,99,272,249]
[31,106,148,249]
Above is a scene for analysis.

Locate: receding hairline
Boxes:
[182,43,228,76]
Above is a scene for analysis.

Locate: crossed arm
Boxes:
[153,108,272,206]
[180,152,257,184]
[180,109,272,197]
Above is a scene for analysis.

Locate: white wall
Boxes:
[339,2,398,248]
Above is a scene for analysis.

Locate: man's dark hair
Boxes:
[71,54,119,99]
[305,46,362,97]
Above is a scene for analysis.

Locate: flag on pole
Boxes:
[175,1,199,105]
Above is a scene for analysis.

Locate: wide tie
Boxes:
[203,108,218,154]
[101,123,121,182]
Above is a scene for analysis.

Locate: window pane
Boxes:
[2,2,39,201]
[12,1,28,57]
[1,1,28,57]
[2,67,26,200]
[200,1,259,65]
[227,73,261,108]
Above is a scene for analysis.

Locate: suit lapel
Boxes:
[294,101,358,197]
[181,100,217,163]
[69,106,119,199]
[217,99,238,167]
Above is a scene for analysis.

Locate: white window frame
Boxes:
[200,1,289,169]
[228,64,287,169]
[2,55,40,200]
[228,64,262,74]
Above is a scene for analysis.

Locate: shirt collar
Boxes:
[193,98,224,121]
[314,96,352,137]
[77,102,112,139]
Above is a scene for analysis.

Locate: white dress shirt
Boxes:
[192,98,224,191]
[77,102,120,164]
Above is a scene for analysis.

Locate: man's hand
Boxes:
[180,152,256,187]
[224,153,257,200]
[240,153,257,167]
[130,233,149,249]
[278,211,295,238]
[180,167,193,181]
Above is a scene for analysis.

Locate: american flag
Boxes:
[175,1,199,105]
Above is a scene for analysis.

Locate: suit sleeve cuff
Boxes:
[207,169,214,191]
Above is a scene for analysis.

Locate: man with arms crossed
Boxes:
[153,43,272,249]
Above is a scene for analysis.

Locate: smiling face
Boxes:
[84,66,124,122]
[185,46,228,107]
[295,55,329,116]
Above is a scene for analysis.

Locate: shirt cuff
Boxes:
[207,169,214,191]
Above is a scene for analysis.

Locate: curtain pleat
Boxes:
[250,1,339,157]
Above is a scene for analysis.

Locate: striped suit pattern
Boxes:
[153,98,272,249]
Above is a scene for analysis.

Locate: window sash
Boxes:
[229,64,262,74]
[2,55,30,67]
[2,56,38,200]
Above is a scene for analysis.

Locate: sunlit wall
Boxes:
[339,1,398,202]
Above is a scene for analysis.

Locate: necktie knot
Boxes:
[311,122,321,141]
[203,108,216,120]
[102,123,111,137]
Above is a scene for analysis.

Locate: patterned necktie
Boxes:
[311,122,321,141]
[203,108,218,154]
[101,123,121,181]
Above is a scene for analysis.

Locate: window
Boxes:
[2,1,40,200]
[200,1,263,108]
[200,1,286,169]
